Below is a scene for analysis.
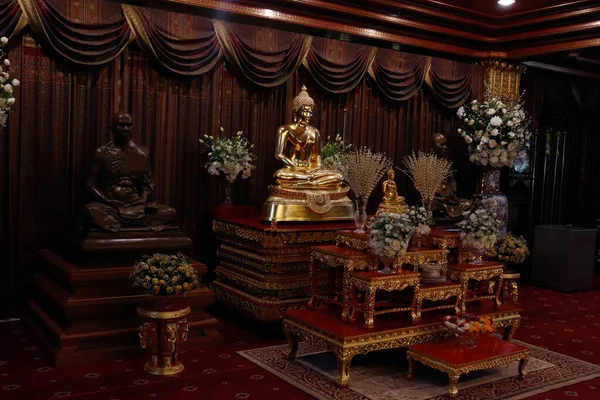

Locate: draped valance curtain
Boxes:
[5,0,472,108]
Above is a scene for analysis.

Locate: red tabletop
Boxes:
[408,335,527,365]
[352,269,420,281]
[451,261,504,270]
[429,227,461,238]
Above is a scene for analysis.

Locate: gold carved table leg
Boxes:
[495,275,504,308]
[459,277,469,313]
[448,372,461,398]
[341,267,351,322]
[502,316,521,342]
[364,287,376,330]
[518,356,528,381]
[406,353,415,379]
[307,258,320,310]
[334,350,355,388]
[283,322,299,360]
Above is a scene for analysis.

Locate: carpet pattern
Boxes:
[239,339,600,400]
[1,283,599,399]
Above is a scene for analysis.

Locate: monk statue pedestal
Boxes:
[261,186,354,222]
[24,112,220,367]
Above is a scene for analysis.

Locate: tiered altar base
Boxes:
[212,208,355,321]
[25,247,220,367]
[283,300,522,387]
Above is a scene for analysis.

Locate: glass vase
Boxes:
[467,246,487,265]
[354,196,368,234]
[378,255,395,274]
[221,180,234,207]
[475,168,508,237]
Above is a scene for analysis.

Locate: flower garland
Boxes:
[487,232,529,264]
[457,97,531,168]
[443,314,494,335]
[0,36,20,128]
[130,253,198,296]
[199,127,256,183]
[457,209,502,251]
[369,211,414,259]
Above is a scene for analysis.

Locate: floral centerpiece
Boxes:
[369,211,414,273]
[401,151,452,221]
[457,209,503,263]
[321,134,351,172]
[339,147,393,233]
[199,127,255,206]
[407,205,431,247]
[443,313,494,348]
[487,232,529,264]
[130,253,198,297]
[457,97,531,168]
[0,36,20,128]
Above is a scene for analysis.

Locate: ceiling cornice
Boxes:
[114,0,600,60]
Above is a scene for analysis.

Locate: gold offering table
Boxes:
[283,301,522,387]
[448,261,504,312]
[212,207,355,321]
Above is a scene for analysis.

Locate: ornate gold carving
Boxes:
[447,264,504,312]
[413,283,462,320]
[407,346,528,398]
[432,236,460,250]
[336,230,370,251]
[137,306,191,320]
[397,248,448,268]
[479,59,526,105]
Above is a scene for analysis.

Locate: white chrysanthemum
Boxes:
[490,116,502,126]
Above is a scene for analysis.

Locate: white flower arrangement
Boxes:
[321,134,351,172]
[199,127,256,183]
[457,209,503,251]
[0,36,20,128]
[407,206,431,236]
[457,97,531,168]
[369,211,415,259]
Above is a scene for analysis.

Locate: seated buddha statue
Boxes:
[376,168,408,215]
[84,112,177,232]
[273,86,345,189]
[261,86,353,222]
[430,133,473,220]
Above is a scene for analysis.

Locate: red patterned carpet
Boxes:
[2,281,600,400]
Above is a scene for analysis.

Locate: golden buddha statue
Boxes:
[430,133,473,220]
[261,86,354,222]
[376,168,408,215]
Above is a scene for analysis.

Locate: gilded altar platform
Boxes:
[212,208,355,321]
[283,300,522,387]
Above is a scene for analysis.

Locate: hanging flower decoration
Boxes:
[457,96,531,168]
[0,36,20,128]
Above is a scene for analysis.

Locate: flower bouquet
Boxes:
[321,134,351,172]
[0,36,20,128]
[487,232,529,264]
[130,253,198,298]
[199,127,256,206]
[457,209,502,264]
[369,211,414,274]
[443,313,494,348]
[457,97,531,168]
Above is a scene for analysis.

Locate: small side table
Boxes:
[309,245,378,321]
[397,247,448,270]
[448,261,504,313]
[407,335,529,398]
[412,282,462,320]
[138,303,190,375]
[349,270,420,329]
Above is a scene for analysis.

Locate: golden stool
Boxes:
[502,270,520,303]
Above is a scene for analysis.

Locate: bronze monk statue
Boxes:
[430,132,472,219]
[84,112,177,232]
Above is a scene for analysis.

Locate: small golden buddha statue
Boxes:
[376,168,408,215]
[261,86,354,222]
[430,133,473,219]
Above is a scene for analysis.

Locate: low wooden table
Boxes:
[407,335,529,398]
[413,282,462,320]
[448,261,504,312]
[397,247,448,269]
[309,245,378,321]
[349,269,421,329]
[502,270,521,303]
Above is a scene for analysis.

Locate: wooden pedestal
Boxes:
[212,210,355,321]
[24,249,220,367]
